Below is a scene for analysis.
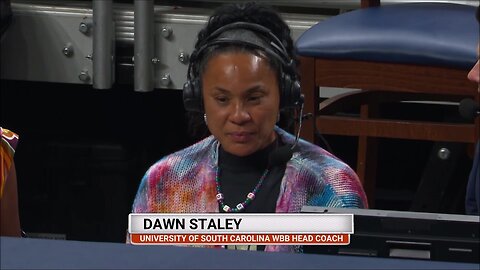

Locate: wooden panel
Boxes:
[315,59,477,96]
[316,116,477,143]
[318,90,469,115]
[356,104,378,208]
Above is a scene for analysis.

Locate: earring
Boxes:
[204,113,208,125]
[276,113,281,123]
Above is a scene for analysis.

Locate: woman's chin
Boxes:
[222,144,258,157]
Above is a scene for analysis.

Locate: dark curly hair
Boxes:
[186,2,297,140]
[194,2,295,63]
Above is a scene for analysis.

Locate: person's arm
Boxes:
[0,162,21,237]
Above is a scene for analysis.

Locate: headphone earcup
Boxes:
[280,73,302,109]
[183,78,203,112]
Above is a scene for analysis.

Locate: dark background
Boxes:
[1,79,192,242]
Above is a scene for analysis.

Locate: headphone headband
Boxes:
[201,22,290,59]
[189,22,293,77]
[194,39,292,69]
[183,21,302,113]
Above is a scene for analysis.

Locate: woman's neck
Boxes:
[219,139,277,171]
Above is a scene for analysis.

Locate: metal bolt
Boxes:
[62,44,74,57]
[161,26,172,38]
[160,73,171,86]
[78,70,91,82]
[79,22,91,34]
[178,52,189,64]
[152,57,160,64]
[437,148,451,160]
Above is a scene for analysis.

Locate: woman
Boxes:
[132,2,367,252]
[0,127,21,237]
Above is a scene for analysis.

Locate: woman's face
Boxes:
[202,51,280,157]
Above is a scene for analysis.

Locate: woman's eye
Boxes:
[215,96,228,103]
[248,96,262,102]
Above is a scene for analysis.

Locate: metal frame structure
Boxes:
[1,0,476,91]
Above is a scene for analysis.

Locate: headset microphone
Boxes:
[269,94,305,166]
[459,98,480,120]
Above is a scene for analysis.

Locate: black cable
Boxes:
[315,130,334,155]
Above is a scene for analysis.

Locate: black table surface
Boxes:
[1,236,478,269]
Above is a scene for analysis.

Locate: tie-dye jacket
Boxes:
[132,127,368,252]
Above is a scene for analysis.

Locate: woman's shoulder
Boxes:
[293,141,367,208]
[298,142,353,173]
[276,127,355,174]
[295,141,361,189]
[146,135,216,175]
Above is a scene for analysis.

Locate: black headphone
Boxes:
[183,22,302,113]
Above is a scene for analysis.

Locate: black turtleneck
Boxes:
[217,139,286,213]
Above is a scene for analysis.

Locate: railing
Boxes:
[2,0,476,91]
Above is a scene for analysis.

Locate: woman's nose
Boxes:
[229,102,251,124]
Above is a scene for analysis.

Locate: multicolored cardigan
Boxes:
[132,127,368,252]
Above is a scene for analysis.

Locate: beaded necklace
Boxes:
[213,140,275,213]
[215,166,270,213]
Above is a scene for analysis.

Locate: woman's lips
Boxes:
[227,132,254,143]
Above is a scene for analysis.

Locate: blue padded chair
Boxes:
[296,1,479,208]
